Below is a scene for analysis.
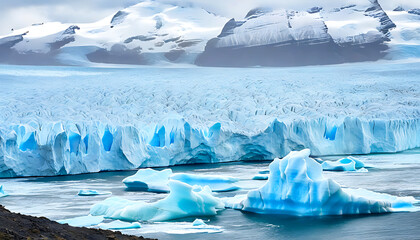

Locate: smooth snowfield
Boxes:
[0,61,419,177]
[225,149,418,216]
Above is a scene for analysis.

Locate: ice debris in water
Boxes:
[0,185,8,198]
[123,168,239,192]
[192,219,206,226]
[90,180,224,222]
[98,220,141,230]
[252,174,269,180]
[224,149,418,216]
[78,189,112,196]
[122,169,172,192]
[58,215,104,227]
[322,156,367,171]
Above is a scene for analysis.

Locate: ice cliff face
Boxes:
[1,117,419,177]
[196,0,396,66]
[0,0,419,66]
[0,62,419,177]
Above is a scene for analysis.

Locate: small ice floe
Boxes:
[91,180,224,222]
[224,149,419,216]
[123,168,239,192]
[98,220,141,230]
[321,156,368,172]
[0,185,9,198]
[138,219,223,234]
[78,189,112,196]
[122,168,172,192]
[58,215,104,227]
[252,174,269,180]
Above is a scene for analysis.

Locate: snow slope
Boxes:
[0,62,419,177]
[196,0,396,66]
[0,1,227,65]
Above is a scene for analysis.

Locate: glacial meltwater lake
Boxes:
[1,149,419,240]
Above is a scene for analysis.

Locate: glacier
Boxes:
[224,149,418,216]
[1,117,418,177]
[90,180,224,222]
[0,63,419,177]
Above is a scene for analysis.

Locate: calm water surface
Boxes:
[1,149,419,240]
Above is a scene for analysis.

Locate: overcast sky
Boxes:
[0,0,418,36]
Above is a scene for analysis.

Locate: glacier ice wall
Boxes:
[0,117,419,177]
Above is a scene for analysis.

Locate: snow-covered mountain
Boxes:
[0,0,419,66]
[196,0,397,66]
[0,1,227,65]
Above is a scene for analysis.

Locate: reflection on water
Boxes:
[0,149,419,239]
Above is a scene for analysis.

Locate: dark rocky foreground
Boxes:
[0,205,156,240]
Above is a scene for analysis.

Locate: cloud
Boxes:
[0,0,139,35]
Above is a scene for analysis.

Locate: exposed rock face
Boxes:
[0,205,154,240]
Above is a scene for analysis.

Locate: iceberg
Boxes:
[123,168,239,192]
[252,174,269,180]
[0,185,8,198]
[170,173,239,192]
[192,219,206,226]
[225,149,418,216]
[90,180,224,222]
[122,169,172,192]
[321,157,366,171]
[58,215,104,227]
[98,220,141,230]
[78,189,112,196]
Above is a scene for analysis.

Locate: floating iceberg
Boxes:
[252,174,269,180]
[170,173,239,192]
[225,149,418,216]
[321,157,367,171]
[91,180,224,222]
[123,168,239,192]
[0,185,8,198]
[98,220,141,230]
[78,189,112,196]
[122,169,172,192]
[58,215,104,227]
[192,219,206,226]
